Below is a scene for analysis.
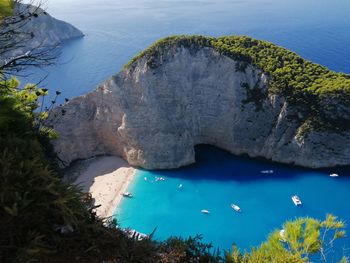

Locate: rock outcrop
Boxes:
[1,3,83,59]
[48,36,350,169]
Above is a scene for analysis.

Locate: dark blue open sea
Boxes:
[22,0,350,259]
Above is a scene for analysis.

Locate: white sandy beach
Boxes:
[73,156,136,218]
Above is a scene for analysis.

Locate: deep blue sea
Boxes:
[22,0,350,259]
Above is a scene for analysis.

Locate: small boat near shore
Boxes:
[122,192,133,198]
[330,173,339,177]
[231,204,241,212]
[201,209,210,214]
[291,195,302,206]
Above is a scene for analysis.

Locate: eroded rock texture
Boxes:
[48,46,350,169]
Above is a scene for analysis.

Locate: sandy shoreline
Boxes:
[71,156,137,218]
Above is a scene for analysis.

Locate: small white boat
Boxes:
[144,177,148,181]
[260,170,274,174]
[231,204,241,212]
[291,195,302,206]
[155,177,166,182]
[330,173,339,177]
[201,209,210,214]
[178,184,183,189]
[122,192,133,198]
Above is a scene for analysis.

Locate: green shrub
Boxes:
[0,0,13,19]
[125,35,350,133]
[226,214,347,263]
[158,235,222,263]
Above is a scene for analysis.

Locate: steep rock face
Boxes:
[2,3,83,58]
[48,45,350,169]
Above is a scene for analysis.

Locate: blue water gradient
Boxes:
[21,0,350,104]
[116,146,350,255]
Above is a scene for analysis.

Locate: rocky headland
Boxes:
[48,36,350,169]
[1,3,83,59]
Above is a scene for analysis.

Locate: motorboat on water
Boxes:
[330,173,339,177]
[155,177,166,182]
[260,170,274,174]
[122,192,133,198]
[291,195,302,206]
[201,209,210,214]
[178,184,183,189]
[231,204,241,212]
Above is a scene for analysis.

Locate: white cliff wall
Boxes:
[48,46,350,169]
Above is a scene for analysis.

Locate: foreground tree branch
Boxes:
[0,0,57,81]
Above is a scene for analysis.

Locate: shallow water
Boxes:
[117,146,350,257]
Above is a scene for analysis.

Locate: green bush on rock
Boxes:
[226,214,347,263]
[125,35,350,133]
[0,0,13,19]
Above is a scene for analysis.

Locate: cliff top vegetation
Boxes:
[126,35,350,97]
[0,0,13,19]
[125,35,350,132]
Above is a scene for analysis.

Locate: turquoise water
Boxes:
[116,146,350,256]
[21,0,350,257]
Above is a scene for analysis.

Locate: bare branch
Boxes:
[0,0,58,79]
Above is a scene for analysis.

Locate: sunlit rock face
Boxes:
[1,3,83,58]
[48,45,350,169]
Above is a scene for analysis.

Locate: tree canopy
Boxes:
[227,214,348,263]
[0,0,13,19]
[126,35,350,133]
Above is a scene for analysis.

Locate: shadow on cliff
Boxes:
[143,145,350,183]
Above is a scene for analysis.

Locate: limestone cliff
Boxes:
[1,3,83,59]
[48,36,350,169]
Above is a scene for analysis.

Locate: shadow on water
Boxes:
[144,144,350,182]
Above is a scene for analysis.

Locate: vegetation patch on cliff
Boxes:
[125,35,350,132]
[0,0,13,19]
